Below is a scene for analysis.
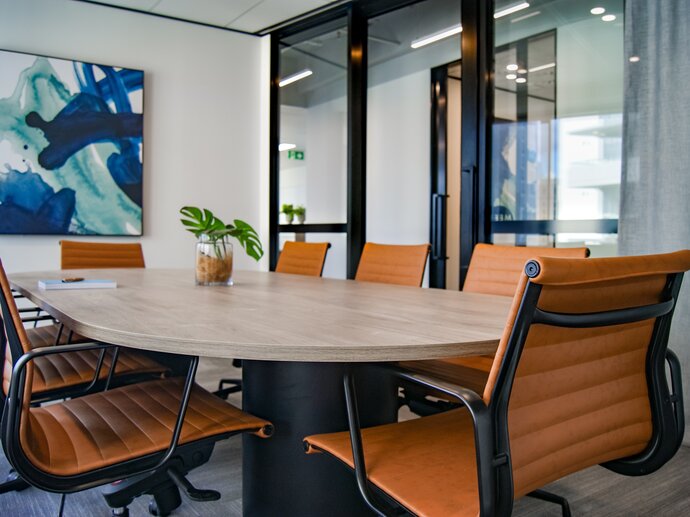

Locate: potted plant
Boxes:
[281,203,294,224]
[294,205,306,224]
[180,206,263,286]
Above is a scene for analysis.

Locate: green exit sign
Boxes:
[288,150,304,160]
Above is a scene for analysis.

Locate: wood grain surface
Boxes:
[10,269,512,362]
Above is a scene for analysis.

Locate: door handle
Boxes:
[431,193,448,261]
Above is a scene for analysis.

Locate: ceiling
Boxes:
[80,0,342,34]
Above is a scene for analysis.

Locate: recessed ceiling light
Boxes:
[515,77,527,84]
[602,14,616,22]
[506,73,517,80]
[506,64,519,71]
[495,2,530,19]
[590,7,606,15]
[517,68,527,74]
[411,24,462,49]
[279,143,296,151]
[528,62,556,72]
[511,10,541,23]
[629,56,640,63]
[279,69,313,87]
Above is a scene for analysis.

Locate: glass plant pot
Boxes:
[196,236,233,286]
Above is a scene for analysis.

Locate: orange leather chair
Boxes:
[0,260,273,514]
[305,250,690,515]
[399,243,589,407]
[275,241,331,277]
[60,240,146,269]
[355,242,430,287]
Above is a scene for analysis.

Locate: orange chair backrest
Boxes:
[275,241,331,277]
[464,243,590,296]
[0,260,34,402]
[355,243,430,287]
[483,250,690,499]
[60,241,145,269]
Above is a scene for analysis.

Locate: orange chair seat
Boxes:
[397,355,494,394]
[305,408,479,517]
[25,325,88,348]
[24,378,271,476]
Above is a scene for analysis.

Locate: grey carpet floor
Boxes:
[1,358,688,516]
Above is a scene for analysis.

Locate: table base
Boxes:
[242,360,398,516]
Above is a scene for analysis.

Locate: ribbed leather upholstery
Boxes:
[305,250,690,516]
[355,243,430,287]
[464,243,590,296]
[22,378,271,476]
[275,241,330,277]
[398,244,590,394]
[60,240,145,269]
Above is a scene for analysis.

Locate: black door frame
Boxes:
[269,0,490,281]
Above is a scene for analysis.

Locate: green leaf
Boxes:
[180,207,263,261]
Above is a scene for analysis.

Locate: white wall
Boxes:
[366,69,430,249]
[0,0,268,273]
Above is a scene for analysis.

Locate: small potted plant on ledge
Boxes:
[294,205,306,224]
[180,206,263,286]
[281,203,294,224]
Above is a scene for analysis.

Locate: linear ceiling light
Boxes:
[495,2,530,19]
[411,24,462,49]
[278,143,296,151]
[528,62,555,73]
[279,69,313,87]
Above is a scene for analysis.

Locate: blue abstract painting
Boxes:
[0,49,143,235]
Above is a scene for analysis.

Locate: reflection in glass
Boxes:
[278,19,348,226]
[491,0,624,254]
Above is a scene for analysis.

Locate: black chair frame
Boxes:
[328,263,686,517]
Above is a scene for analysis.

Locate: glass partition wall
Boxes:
[490,0,624,256]
[275,18,349,277]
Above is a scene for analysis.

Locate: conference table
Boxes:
[9,268,512,516]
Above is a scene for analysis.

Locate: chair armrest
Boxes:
[4,341,199,487]
[344,363,498,517]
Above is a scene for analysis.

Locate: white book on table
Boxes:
[38,279,117,290]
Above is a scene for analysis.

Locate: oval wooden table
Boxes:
[10,269,512,516]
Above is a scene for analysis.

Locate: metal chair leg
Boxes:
[527,489,572,517]
[0,469,30,494]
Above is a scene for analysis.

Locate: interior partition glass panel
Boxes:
[492,0,623,256]
[278,19,348,274]
[366,0,461,288]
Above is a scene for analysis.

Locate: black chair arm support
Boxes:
[665,349,685,450]
[3,342,200,493]
[344,364,498,517]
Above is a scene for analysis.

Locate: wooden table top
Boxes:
[10,269,513,362]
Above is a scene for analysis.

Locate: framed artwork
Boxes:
[0,49,143,235]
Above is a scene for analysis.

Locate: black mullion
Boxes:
[346,4,367,279]
[429,65,449,289]
[460,0,494,288]
[269,35,280,271]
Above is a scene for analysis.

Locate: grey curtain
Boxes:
[619,0,690,443]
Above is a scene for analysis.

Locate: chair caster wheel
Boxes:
[111,508,130,517]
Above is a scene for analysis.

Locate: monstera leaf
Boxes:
[180,206,263,261]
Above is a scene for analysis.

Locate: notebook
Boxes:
[38,279,117,290]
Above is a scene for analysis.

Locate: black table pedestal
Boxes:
[242,360,397,516]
